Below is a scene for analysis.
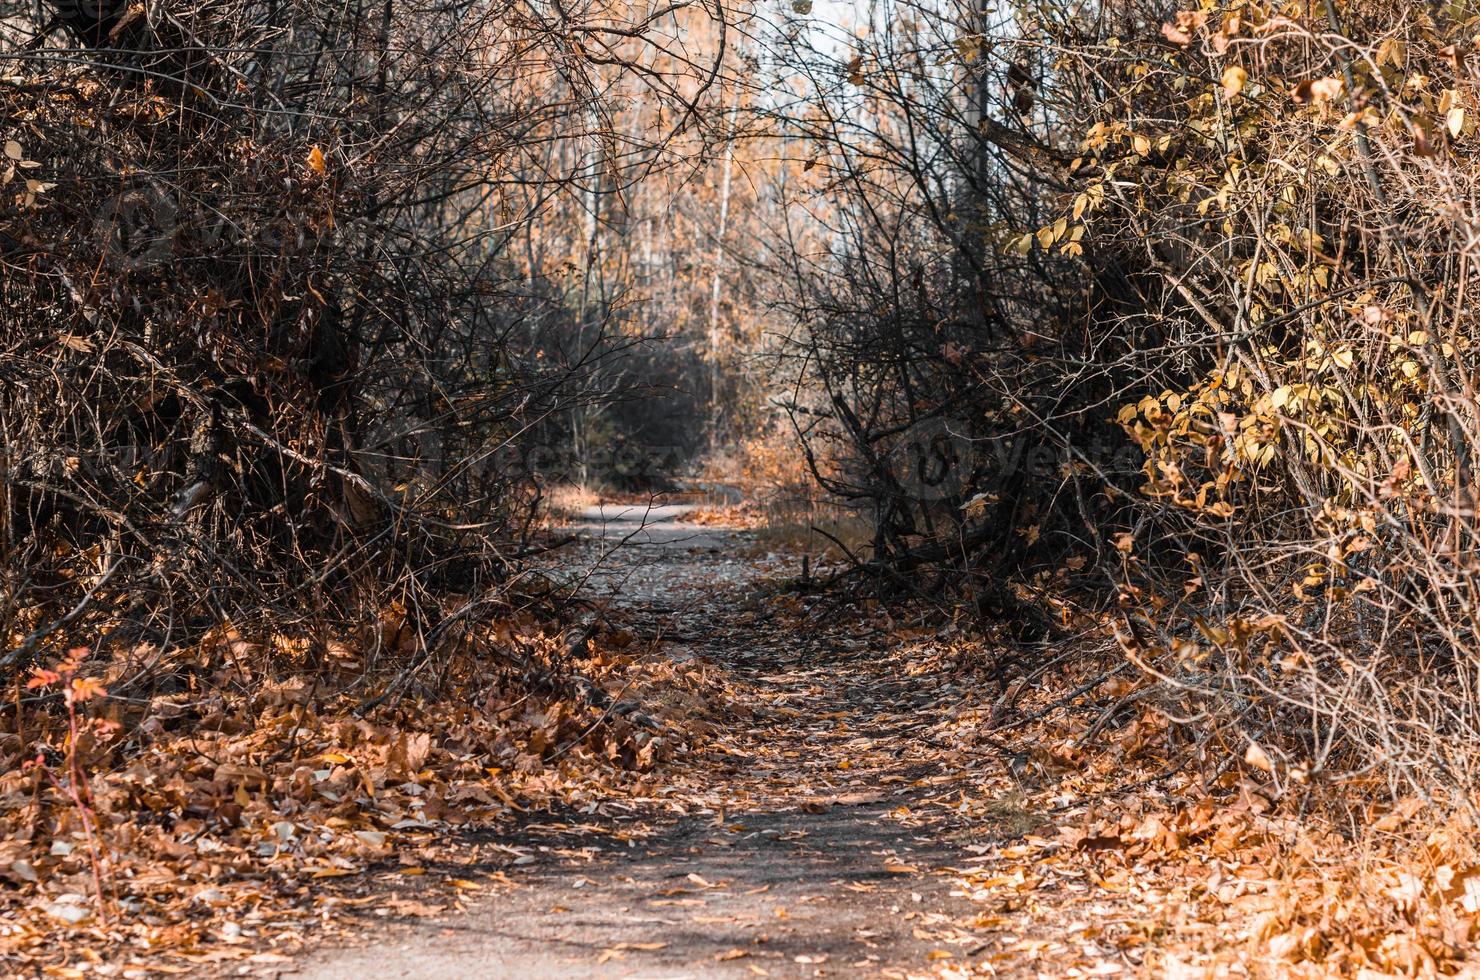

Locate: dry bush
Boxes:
[1039,0,1480,801]
[756,0,1480,798]
[754,0,1145,629]
[0,0,719,704]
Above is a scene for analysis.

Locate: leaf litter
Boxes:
[6,514,1480,978]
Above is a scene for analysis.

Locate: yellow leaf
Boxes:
[1377,38,1406,67]
[1220,65,1247,100]
[1449,107,1467,138]
[307,145,328,175]
[1132,134,1151,156]
[1244,741,1274,773]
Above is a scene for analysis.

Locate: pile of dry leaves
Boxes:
[900,615,1480,979]
[0,607,734,975]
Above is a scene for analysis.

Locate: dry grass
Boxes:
[541,483,600,520]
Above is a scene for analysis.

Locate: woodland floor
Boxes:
[17,501,1421,978]
[286,504,1155,980]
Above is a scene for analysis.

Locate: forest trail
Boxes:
[291,504,1126,979]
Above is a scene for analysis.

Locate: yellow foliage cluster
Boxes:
[1038,0,1480,805]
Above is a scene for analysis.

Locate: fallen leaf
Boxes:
[1244,741,1274,774]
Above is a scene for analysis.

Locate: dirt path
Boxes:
[291,506,1101,979]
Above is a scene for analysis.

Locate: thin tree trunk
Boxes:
[707,81,741,447]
